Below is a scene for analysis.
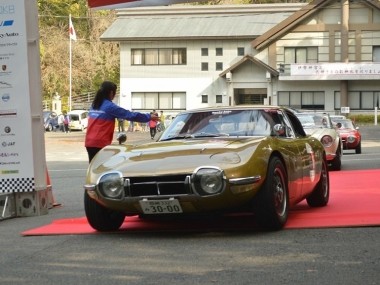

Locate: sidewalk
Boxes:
[44,130,156,162]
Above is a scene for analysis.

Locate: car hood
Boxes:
[338,129,358,137]
[303,127,336,138]
[337,129,357,135]
[89,137,266,177]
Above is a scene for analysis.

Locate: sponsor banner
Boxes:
[0,0,35,192]
[87,0,200,9]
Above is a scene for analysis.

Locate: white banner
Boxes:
[0,0,35,192]
[288,62,380,80]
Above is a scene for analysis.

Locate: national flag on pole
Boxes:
[87,0,201,10]
[69,15,77,41]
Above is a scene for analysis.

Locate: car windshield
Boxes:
[335,119,355,129]
[295,113,332,129]
[160,109,281,141]
[69,114,79,121]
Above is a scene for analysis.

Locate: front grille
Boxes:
[124,174,192,197]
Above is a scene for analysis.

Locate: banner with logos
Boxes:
[0,0,35,193]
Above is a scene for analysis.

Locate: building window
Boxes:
[201,62,208,71]
[216,62,223,71]
[131,92,186,110]
[278,91,324,110]
[216,48,223,56]
[201,48,208,56]
[284,47,318,64]
[216,95,223,103]
[373,46,380,62]
[202,95,208,103]
[335,91,380,110]
[237,47,244,56]
[131,48,187,65]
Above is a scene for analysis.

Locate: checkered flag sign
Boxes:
[0,177,35,193]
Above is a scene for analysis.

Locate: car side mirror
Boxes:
[273,124,286,136]
[117,132,127,144]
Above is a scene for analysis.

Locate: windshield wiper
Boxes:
[159,134,193,141]
[191,132,230,138]
[160,132,229,141]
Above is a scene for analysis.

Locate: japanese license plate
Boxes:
[139,198,183,214]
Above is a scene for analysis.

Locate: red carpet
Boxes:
[22,169,380,236]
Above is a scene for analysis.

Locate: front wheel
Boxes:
[84,191,125,232]
[355,141,362,154]
[307,157,329,207]
[330,146,342,171]
[253,156,289,230]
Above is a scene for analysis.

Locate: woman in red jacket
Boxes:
[85,81,158,162]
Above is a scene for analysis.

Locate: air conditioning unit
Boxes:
[226,71,232,82]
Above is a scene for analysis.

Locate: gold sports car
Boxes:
[84,106,329,231]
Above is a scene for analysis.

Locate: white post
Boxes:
[375,107,378,126]
[69,14,73,112]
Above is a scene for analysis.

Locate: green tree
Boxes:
[38,0,119,110]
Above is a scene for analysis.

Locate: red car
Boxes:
[334,119,362,154]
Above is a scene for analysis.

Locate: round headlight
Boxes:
[347,135,356,143]
[321,135,333,147]
[98,172,124,199]
[192,167,225,196]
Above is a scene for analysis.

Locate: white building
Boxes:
[101,0,380,117]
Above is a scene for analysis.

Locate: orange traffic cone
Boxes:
[46,169,61,208]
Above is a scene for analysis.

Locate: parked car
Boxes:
[84,106,329,232]
[43,111,59,132]
[294,112,342,171]
[68,110,88,131]
[333,119,362,154]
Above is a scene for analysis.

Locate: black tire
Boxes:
[254,156,289,230]
[355,141,362,154]
[84,191,125,232]
[306,158,329,207]
[330,146,341,171]
[47,124,53,132]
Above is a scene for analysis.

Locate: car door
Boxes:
[283,110,318,197]
[272,110,309,201]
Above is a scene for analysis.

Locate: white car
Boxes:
[68,110,88,131]
[295,112,342,170]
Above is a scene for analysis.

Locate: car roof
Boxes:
[178,105,282,114]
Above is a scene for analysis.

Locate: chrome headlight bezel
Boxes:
[97,171,124,199]
[321,135,333,147]
[191,166,226,196]
[347,135,356,143]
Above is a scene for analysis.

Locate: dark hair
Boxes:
[92,81,117,110]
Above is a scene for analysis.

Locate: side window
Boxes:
[285,111,306,137]
[277,112,295,138]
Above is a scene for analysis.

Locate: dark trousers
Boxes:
[86,147,102,163]
[150,127,156,139]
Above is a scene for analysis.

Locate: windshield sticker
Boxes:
[211,110,232,115]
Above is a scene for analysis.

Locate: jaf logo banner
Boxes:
[0,0,35,193]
